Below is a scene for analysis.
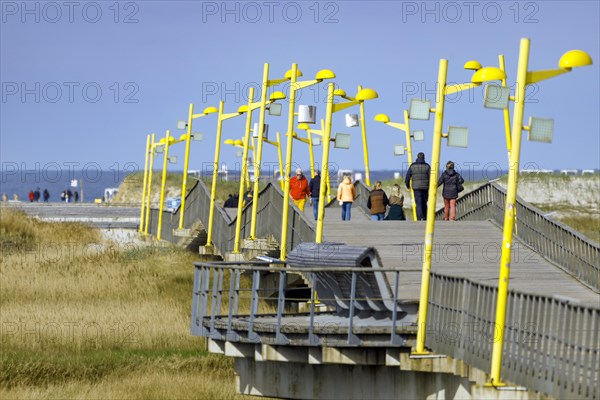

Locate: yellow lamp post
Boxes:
[297,120,326,178]
[139,134,151,233]
[204,102,246,251]
[290,125,317,177]
[263,131,284,189]
[412,60,507,355]
[156,131,179,240]
[297,120,335,201]
[248,63,287,240]
[315,85,379,244]
[279,64,335,260]
[232,87,287,254]
[488,38,592,387]
[143,133,159,235]
[357,85,372,186]
[176,104,218,231]
[374,111,424,221]
[223,138,255,190]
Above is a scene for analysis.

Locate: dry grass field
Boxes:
[0,209,265,399]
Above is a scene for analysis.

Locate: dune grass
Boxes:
[0,209,266,399]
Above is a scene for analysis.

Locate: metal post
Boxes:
[358,85,371,186]
[402,110,418,221]
[206,101,226,248]
[489,37,530,386]
[233,87,255,253]
[144,133,156,235]
[249,63,270,240]
[414,59,448,354]
[139,134,150,233]
[276,132,284,189]
[315,83,335,243]
[279,63,299,260]
[178,103,195,230]
[157,130,171,241]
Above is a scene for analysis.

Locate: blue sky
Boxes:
[1,0,599,175]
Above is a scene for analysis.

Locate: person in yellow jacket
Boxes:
[336,175,356,221]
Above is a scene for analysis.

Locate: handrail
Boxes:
[148,178,316,257]
[426,271,599,400]
[436,182,600,291]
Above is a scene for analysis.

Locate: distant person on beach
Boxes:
[34,188,41,202]
[60,190,66,202]
[2,194,7,202]
[74,191,79,202]
[438,161,464,221]
[66,190,73,203]
[405,152,430,221]
[13,194,19,201]
[28,190,35,202]
[43,189,50,202]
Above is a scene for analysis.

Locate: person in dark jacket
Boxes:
[43,189,50,202]
[405,152,430,220]
[223,194,236,208]
[385,184,406,220]
[308,170,326,220]
[437,161,464,221]
[367,181,389,221]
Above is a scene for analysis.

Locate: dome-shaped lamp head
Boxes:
[558,49,593,70]
[374,113,390,123]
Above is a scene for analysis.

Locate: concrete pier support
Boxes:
[234,358,542,400]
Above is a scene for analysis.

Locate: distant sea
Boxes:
[2,167,595,203]
[1,170,129,203]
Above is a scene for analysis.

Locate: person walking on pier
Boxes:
[309,169,326,220]
[405,152,430,220]
[290,168,310,212]
[438,161,464,221]
[367,181,389,221]
[337,175,356,221]
[385,184,406,220]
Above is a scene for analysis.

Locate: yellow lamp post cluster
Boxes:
[401,38,592,391]
[137,44,591,390]
[313,85,379,244]
[139,62,378,263]
[487,39,592,387]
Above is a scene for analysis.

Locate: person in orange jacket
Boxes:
[289,168,310,212]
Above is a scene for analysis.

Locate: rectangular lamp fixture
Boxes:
[447,126,468,148]
[394,145,406,156]
[528,117,554,143]
[334,133,351,149]
[409,99,431,120]
[484,84,510,110]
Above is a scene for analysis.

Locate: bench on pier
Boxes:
[287,242,417,319]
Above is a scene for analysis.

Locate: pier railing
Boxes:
[426,271,599,400]
[191,261,416,347]
[436,182,600,291]
[148,179,316,256]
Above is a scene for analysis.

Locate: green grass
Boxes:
[0,209,266,399]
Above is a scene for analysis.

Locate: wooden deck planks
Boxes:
[321,208,599,307]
